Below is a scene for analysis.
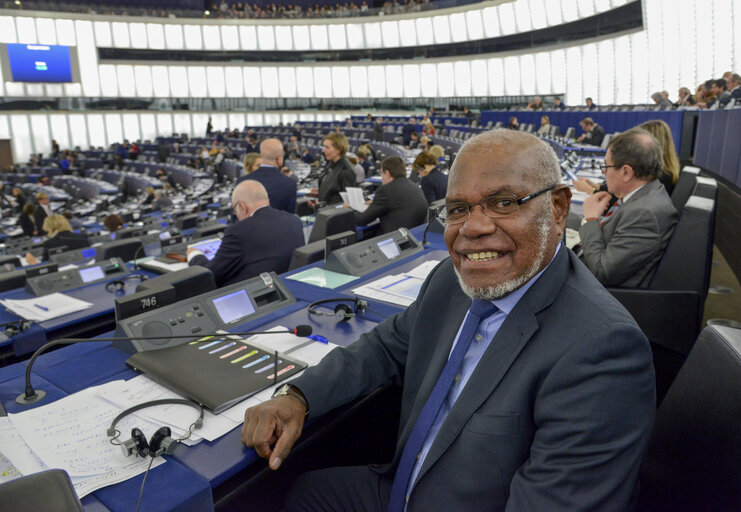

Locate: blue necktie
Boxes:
[387,299,498,512]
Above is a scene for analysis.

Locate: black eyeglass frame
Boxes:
[436,184,559,225]
[599,163,620,174]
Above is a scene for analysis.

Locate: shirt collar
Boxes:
[489,243,562,315]
[250,204,269,217]
[622,182,647,203]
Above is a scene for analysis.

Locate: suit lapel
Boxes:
[415,248,570,481]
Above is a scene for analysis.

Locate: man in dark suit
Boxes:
[187,180,304,287]
[352,156,428,235]
[236,138,297,214]
[242,130,655,512]
[579,128,677,287]
[401,117,417,146]
[33,192,52,235]
[577,117,606,147]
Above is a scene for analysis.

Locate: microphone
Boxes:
[421,212,441,246]
[16,325,313,406]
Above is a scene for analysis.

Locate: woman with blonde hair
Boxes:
[537,115,551,135]
[243,152,261,175]
[25,214,90,263]
[639,119,680,194]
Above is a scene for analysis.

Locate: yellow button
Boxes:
[475,334,483,342]
[416,452,422,460]
[454,374,461,383]
[405,496,409,503]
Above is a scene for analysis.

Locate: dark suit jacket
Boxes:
[292,249,655,511]
[402,124,417,145]
[317,158,356,205]
[420,169,448,204]
[189,206,304,287]
[585,124,606,147]
[353,177,428,234]
[237,166,297,214]
[579,179,677,287]
[34,205,49,235]
[41,232,90,261]
[19,214,35,237]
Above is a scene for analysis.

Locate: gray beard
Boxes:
[454,208,552,301]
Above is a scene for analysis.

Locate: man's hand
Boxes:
[185,248,198,258]
[582,191,613,219]
[573,178,600,194]
[25,252,39,265]
[242,396,306,470]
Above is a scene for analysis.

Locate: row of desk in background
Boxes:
[0,223,449,511]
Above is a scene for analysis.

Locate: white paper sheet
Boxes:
[0,293,93,322]
[344,187,369,212]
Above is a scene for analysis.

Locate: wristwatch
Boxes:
[581,216,599,226]
[272,384,309,417]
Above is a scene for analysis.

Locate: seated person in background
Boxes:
[187,181,304,287]
[353,156,428,235]
[300,148,315,165]
[34,192,52,235]
[507,116,519,130]
[143,186,155,205]
[348,156,365,184]
[553,97,566,109]
[651,92,673,109]
[281,166,298,183]
[676,86,696,106]
[315,133,356,205]
[577,117,605,147]
[402,117,417,145]
[356,146,373,177]
[103,214,123,233]
[153,190,174,211]
[19,204,37,236]
[585,96,597,109]
[579,128,678,287]
[537,115,551,135]
[639,119,680,195]
[527,96,543,110]
[407,131,420,149]
[413,150,447,204]
[243,129,655,512]
[25,214,90,263]
[238,138,297,214]
[243,152,261,175]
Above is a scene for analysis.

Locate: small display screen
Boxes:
[189,239,222,261]
[377,238,400,260]
[6,44,73,83]
[212,289,256,324]
[81,248,96,259]
[79,266,104,283]
[159,231,171,241]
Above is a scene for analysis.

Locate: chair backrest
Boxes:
[638,325,741,512]
[0,469,83,512]
[600,133,614,149]
[692,175,718,201]
[650,195,715,300]
[308,207,356,243]
[288,240,325,270]
[564,127,575,139]
[671,165,701,211]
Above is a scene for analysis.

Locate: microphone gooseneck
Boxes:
[16,325,314,406]
[421,213,440,246]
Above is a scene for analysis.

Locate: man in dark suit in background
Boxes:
[352,156,428,235]
[187,180,304,287]
[241,129,655,512]
[237,138,297,214]
[401,117,417,146]
[579,128,677,287]
[577,117,606,147]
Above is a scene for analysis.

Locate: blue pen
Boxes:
[34,304,49,312]
[308,334,328,344]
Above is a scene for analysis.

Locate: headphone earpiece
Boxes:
[149,426,177,457]
[334,303,354,322]
[308,298,368,323]
[121,427,150,457]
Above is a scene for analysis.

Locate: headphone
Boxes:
[0,320,34,337]
[308,297,368,323]
[105,274,149,294]
[107,399,204,458]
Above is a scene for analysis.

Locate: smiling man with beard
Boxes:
[241,130,656,512]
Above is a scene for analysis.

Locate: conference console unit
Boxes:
[115,271,295,353]
[0,263,59,293]
[25,258,130,296]
[324,228,424,277]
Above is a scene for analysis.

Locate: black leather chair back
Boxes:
[96,239,143,262]
[638,325,741,512]
[0,469,83,512]
[308,207,356,243]
[670,165,700,211]
[289,240,325,270]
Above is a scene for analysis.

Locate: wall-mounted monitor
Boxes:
[1,43,80,83]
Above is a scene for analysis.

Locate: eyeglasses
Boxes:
[599,164,620,174]
[436,184,558,225]
[231,201,242,213]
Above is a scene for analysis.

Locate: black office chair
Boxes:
[308,207,356,243]
[288,240,326,270]
[608,194,716,403]
[670,165,701,211]
[96,239,143,262]
[0,469,83,512]
[637,325,741,512]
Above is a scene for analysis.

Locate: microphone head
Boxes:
[293,325,313,337]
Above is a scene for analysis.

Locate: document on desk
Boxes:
[0,293,93,322]
[351,259,443,307]
[287,267,359,289]
[1,394,164,498]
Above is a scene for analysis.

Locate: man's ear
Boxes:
[551,185,572,236]
[622,164,635,182]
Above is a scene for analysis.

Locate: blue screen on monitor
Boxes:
[6,44,73,83]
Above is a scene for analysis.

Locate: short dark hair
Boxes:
[608,128,663,180]
[413,150,438,169]
[381,156,406,179]
[715,78,727,90]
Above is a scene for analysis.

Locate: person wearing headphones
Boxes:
[187,180,303,287]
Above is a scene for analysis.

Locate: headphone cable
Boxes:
[135,456,155,512]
